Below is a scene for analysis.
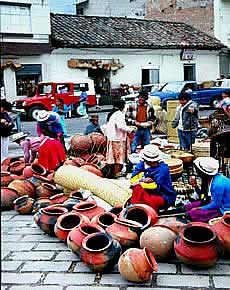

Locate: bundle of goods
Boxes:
[173,182,194,196]
[168,150,194,164]
[192,139,210,158]
[164,158,183,180]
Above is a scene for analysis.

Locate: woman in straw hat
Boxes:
[129,144,176,212]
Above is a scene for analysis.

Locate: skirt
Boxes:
[106,140,130,165]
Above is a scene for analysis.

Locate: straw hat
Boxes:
[12,132,28,142]
[140,144,161,162]
[37,110,50,122]
[194,157,219,176]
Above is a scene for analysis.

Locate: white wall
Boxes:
[214,0,230,47]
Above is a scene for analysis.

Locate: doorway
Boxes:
[141,67,159,85]
[184,64,196,81]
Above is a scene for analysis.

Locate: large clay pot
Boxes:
[8,160,25,175]
[106,218,142,248]
[54,212,90,242]
[8,179,36,198]
[156,216,189,235]
[88,132,107,153]
[31,163,47,176]
[33,197,51,212]
[80,232,122,272]
[1,171,13,186]
[1,157,21,167]
[67,222,105,256]
[91,212,116,229]
[210,212,230,257]
[140,225,177,260]
[1,187,18,209]
[72,201,105,220]
[13,195,34,215]
[36,183,57,198]
[174,222,224,267]
[80,163,103,177]
[118,247,158,282]
[49,193,68,205]
[33,205,68,236]
[120,204,158,231]
[69,134,92,155]
[109,205,124,216]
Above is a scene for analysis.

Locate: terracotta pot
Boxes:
[109,205,124,216]
[80,232,122,272]
[23,165,34,179]
[67,222,105,256]
[88,133,107,153]
[71,157,85,167]
[120,204,158,231]
[13,195,34,215]
[9,160,25,175]
[33,197,51,212]
[54,212,90,242]
[69,134,92,155]
[36,183,57,198]
[91,212,116,229]
[174,222,224,267]
[30,174,51,187]
[140,225,177,260]
[31,163,47,176]
[211,212,230,257]
[80,163,103,177]
[63,197,81,211]
[69,190,84,200]
[1,171,13,186]
[8,179,36,198]
[1,187,18,209]
[49,193,68,205]
[156,216,189,235]
[2,157,21,167]
[106,217,142,249]
[118,247,158,282]
[11,174,25,181]
[72,201,105,220]
[33,205,68,236]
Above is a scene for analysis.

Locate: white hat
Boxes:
[194,157,219,176]
[37,110,50,122]
[12,132,28,142]
[140,144,161,162]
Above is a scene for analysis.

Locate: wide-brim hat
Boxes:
[12,132,28,142]
[37,110,50,122]
[140,144,161,162]
[194,157,219,176]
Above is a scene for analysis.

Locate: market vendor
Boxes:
[129,144,176,211]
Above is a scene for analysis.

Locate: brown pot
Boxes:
[31,163,47,176]
[23,165,34,179]
[72,201,106,220]
[36,183,57,198]
[9,160,25,175]
[1,187,18,209]
[91,212,116,229]
[49,193,68,205]
[1,171,13,186]
[69,135,92,155]
[13,195,34,214]
[32,197,51,212]
[8,179,36,198]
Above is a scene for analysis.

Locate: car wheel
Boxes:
[73,104,82,117]
[27,106,45,120]
[211,96,222,109]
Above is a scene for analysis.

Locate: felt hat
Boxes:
[140,144,161,162]
[194,157,219,176]
[12,132,28,142]
[37,110,50,122]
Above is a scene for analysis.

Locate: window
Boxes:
[76,8,84,15]
[142,69,159,85]
[74,83,89,92]
[0,4,31,33]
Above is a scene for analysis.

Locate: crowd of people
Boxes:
[1,88,230,223]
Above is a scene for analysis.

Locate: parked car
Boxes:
[14,79,96,120]
[150,81,230,110]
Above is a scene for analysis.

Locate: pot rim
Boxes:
[114,217,143,228]
[40,205,68,215]
[143,247,158,272]
[49,193,65,200]
[82,232,112,252]
[41,183,57,191]
[73,201,97,211]
[57,212,83,231]
[1,187,18,194]
[180,222,217,244]
[79,222,104,235]
[222,211,230,227]
[1,171,11,176]
[13,195,29,204]
[96,212,116,227]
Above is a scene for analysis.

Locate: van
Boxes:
[14,79,96,120]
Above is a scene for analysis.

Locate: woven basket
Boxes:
[192,140,210,158]
[164,158,183,170]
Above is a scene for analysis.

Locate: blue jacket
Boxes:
[84,121,103,135]
[131,161,176,207]
[201,173,230,214]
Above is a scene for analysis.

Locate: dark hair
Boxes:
[107,100,125,122]
[178,92,191,101]
[57,98,64,104]
[0,99,12,111]
[138,91,148,99]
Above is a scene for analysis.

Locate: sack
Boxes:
[77,102,87,116]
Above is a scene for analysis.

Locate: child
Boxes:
[84,114,103,135]
[12,132,41,164]
[52,98,69,137]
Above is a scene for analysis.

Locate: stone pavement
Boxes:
[1,210,230,289]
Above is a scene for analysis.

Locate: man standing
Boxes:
[126,91,156,153]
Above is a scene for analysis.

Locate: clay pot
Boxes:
[80,232,122,272]
[69,134,92,155]
[174,222,224,267]
[49,193,68,205]
[72,201,106,220]
[8,179,36,198]
[2,157,21,167]
[89,132,107,153]
[33,205,68,236]
[120,204,158,231]
[63,197,81,211]
[36,183,57,198]
[140,225,177,260]
[106,218,142,248]
[23,165,34,179]
[30,174,51,187]
[1,171,13,186]
[33,197,51,212]
[64,159,79,166]
[109,205,124,216]
[31,163,47,176]
[54,212,90,242]
[67,222,105,256]
[156,216,189,235]
[11,174,25,181]
[210,212,230,257]
[71,157,85,167]
[80,163,103,177]
[91,212,116,229]
[1,187,18,209]
[118,247,158,282]
[13,195,34,215]
[69,190,84,200]
[9,160,25,175]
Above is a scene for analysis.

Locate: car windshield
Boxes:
[37,84,52,95]
[161,82,183,93]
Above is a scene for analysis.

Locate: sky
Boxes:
[49,0,76,14]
